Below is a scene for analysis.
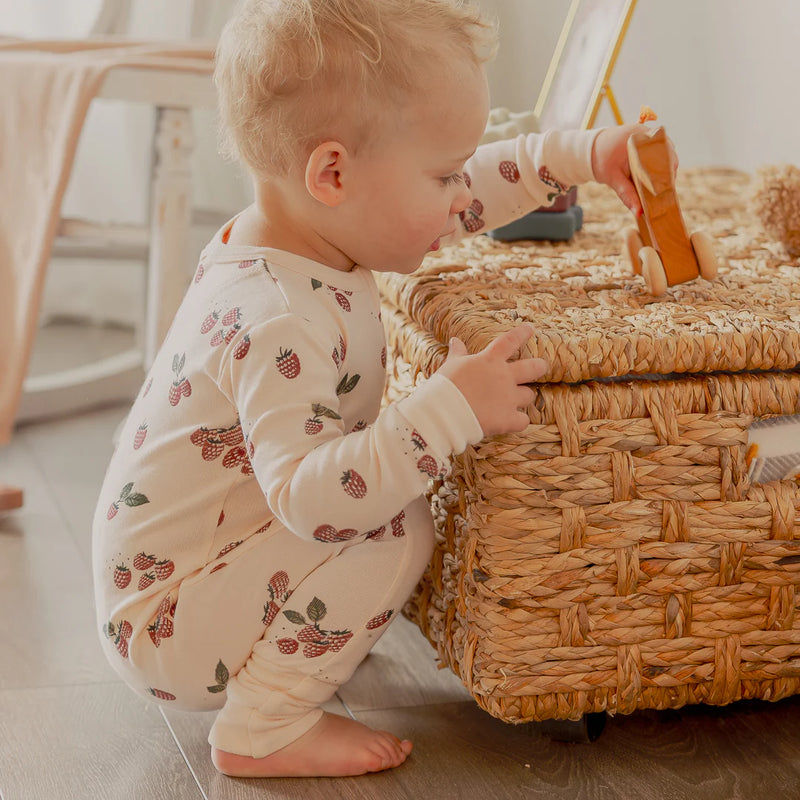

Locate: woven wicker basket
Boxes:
[379,169,800,723]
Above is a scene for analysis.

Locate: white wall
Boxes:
[483,0,800,171]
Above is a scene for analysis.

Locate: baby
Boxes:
[93,0,650,779]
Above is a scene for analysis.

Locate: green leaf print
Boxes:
[124,493,149,508]
[336,373,360,396]
[283,610,306,625]
[206,659,229,694]
[306,597,327,623]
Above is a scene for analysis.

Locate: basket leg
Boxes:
[533,712,606,743]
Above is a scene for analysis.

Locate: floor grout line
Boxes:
[160,708,210,800]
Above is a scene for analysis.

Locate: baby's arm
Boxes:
[452,124,651,240]
[222,315,543,542]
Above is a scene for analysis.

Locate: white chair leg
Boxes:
[144,106,195,367]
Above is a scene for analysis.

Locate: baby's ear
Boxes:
[305,142,348,206]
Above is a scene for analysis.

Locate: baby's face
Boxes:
[339,58,490,274]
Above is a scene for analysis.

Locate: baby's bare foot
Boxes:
[211,711,413,778]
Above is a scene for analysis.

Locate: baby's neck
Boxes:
[227,201,355,273]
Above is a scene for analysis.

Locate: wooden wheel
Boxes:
[690,231,719,280]
[623,227,644,275]
[640,246,668,295]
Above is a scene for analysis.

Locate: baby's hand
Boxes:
[437,324,547,436]
[591,123,679,216]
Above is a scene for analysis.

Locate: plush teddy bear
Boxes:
[750,164,800,258]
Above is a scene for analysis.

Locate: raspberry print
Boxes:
[417,455,441,478]
[206,659,229,694]
[219,424,244,447]
[262,570,291,626]
[326,631,353,652]
[282,597,353,659]
[133,422,148,450]
[380,346,386,369]
[499,160,520,183]
[190,423,246,467]
[276,348,301,379]
[133,552,156,571]
[108,483,150,520]
[169,353,191,406]
[216,540,242,558]
[538,165,572,200]
[221,307,241,326]
[303,642,330,658]
[113,564,131,589]
[391,510,406,537]
[154,559,175,581]
[138,571,156,591]
[366,610,394,630]
[210,330,224,347]
[462,170,472,188]
[217,510,225,527]
[238,258,264,270]
[460,198,485,233]
[334,292,351,312]
[305,417,323,435]
[233,334,251,360]
[148,688,176,701]
[365,525,386,540]
[350,420,367,433]
[222,446,248,469]
[338,335,346,362]
[304,403,341,435]
[148,596,175,647]
[297,624,319,643]
[277,638,299,654]
[200,311,219,334]
[142,377,153,397]
[194,262,205,283]
[202,441,224,461]
[106,619,132,659]
[411,430,427,450]
[313,524,359,543]
[341,469,367,499]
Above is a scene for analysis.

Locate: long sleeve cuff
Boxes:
[395,373,483,459]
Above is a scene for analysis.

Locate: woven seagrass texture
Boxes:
[380,169,800,723]
[379,169,800,384]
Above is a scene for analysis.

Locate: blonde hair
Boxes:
[214,0,496,177]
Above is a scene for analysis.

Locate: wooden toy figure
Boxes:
[623,125,718,295]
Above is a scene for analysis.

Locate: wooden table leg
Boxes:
[0,485,23,511]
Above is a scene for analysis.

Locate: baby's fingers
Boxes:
[485,323,535,360]
[512,356,548,385]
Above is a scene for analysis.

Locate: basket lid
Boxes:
[378,169,800,383]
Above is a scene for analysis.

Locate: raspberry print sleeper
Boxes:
[92,128,598,758]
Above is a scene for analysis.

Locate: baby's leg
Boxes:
[209,496,435,777]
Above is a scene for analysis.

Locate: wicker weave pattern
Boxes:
[380,169,800,723]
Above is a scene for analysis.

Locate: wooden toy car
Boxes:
[623,125,718,295]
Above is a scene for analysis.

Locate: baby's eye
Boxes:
[439,173,464,187]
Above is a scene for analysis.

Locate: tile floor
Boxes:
[2,330,800,799]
